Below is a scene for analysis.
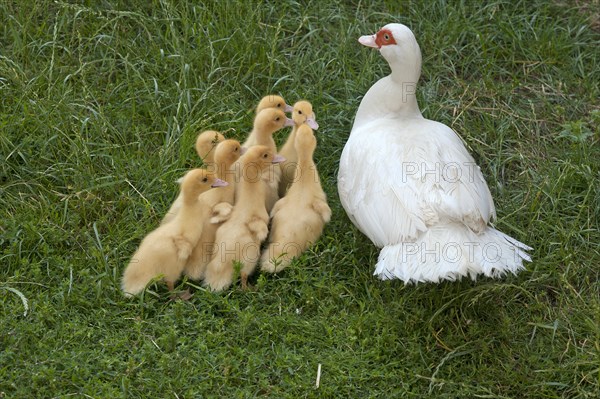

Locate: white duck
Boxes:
[338,23,531,283]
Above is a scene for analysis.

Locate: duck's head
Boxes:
[256,94,294,113]
[254,108,295,135]
[181,169,228,197]
[214,139,245,167]
[195,130,225,163]
[294,124,317,155]
[292,100,319,130]
[359,23,422,82]
[241,145,285,170]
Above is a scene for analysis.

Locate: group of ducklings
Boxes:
[121,95,331,298]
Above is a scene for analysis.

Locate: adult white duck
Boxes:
[338,23,531,283]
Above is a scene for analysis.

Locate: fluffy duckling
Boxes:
[240,108,294,212]
[196,130,225,165]
[242,108,295,149]
[184,139,244,281]
[278,100,319,197]
[255,94,294,115]
[261,124,331,273]
[162,130,225,225]
[121,169,227,297]
[203,145,285,292]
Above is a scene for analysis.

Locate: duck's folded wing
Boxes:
[338,130,428,247]
[428,122,496,230]
[339,121,497,247]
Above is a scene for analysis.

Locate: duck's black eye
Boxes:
[384,33,390,41]
[263,154,268,158]
[275,117,280,121]
[298,110,303,115]
[202,177,208,183]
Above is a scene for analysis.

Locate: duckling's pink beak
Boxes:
[306,117,319,130]
[284,117,295,127]
[359,34,378,48]
[211,178,229,188]
[272,154,285,164]
[284,104,294,113]
[240,146,248,155]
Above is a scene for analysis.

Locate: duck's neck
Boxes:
[237,170,267,213]
[294,151,319,188]
[280,125,298,154]
[253,129,276,152]
[353,60,423,130]
[390,67,421,115]
[213,161,235,200]
[216,160,235,184]
[353,78,422,129]
[177,190,206,224]
[386,43,422,113]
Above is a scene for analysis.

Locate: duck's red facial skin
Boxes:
[375,29,397,48]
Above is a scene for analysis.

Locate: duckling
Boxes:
[242,108,295,149]
[255,94,294,115]
[162,130,225,225]
[261,124,331,273]
[121,169,227,297]
[240,108,294,212]
[278,100,319,196]
[184,139,244,281]
[203,146,285,292]
[196,130,225,165]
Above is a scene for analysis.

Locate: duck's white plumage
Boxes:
[338,23,531,283]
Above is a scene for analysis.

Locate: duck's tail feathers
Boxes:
[374,223,531,283]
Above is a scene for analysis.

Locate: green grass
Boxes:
[1,0,599,397]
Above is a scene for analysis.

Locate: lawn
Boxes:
[1,1,599,398]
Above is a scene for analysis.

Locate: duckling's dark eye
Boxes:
[275,117,280,121]
[202,177,208,183]
[298,110,303,115]
[276,103,281,107]
[263,154,268,158]
[234,147,238,152]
